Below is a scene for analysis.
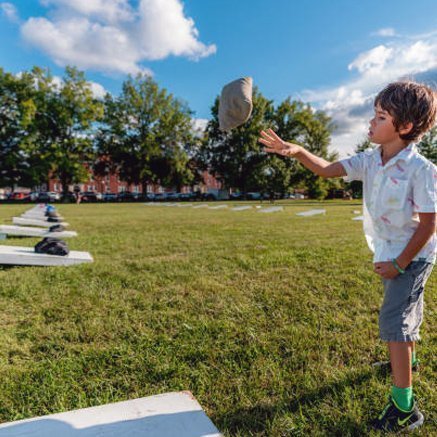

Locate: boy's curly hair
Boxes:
[375,81,437,142]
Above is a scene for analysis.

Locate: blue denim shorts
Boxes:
[379,261,434,342]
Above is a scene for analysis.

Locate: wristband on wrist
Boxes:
[391,258,405,274]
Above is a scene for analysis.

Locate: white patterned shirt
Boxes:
[340,144,437,264]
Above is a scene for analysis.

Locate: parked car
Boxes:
[229,192,244,201]
[154,193,168,201]
[36,192,59,202]
[61,192,77,203]
[143,193,155,201]
[103,192,118,202]
[49,192,61,201]
[166,192,179,201]
[81,191,99,202]
[118,191,140,202]
[9,192,29,201]
[178,192,197,201]
[246,192,263,200]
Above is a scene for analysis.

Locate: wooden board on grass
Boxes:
[0,391,222,437]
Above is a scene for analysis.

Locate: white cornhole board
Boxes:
[193,204,209,209]
[352,215,364,221]
[22,211,64,220]
[231,206,252,211]
[12,217,69,228]
[177,203,193,208]
[208,205,228,210]
[0,225,77,239]
[0,391,222,437]
[353,210,361,214]
[296,209,326,217]
[258,206,283,213]
[0,245,92,266]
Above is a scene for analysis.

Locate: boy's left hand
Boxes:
[373,262,399,279]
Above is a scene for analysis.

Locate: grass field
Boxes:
[0,202,435,436]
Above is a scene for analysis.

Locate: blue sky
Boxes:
[1,0,436,156]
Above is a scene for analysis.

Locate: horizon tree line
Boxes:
[0,66,435,200]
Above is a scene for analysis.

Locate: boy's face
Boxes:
[368,104,401,145]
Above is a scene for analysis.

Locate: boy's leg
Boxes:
[389,341,413,388]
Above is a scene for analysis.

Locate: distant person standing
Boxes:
[73,185,81,204]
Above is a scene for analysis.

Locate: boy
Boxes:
[259,81,436,433]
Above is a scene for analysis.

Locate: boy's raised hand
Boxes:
[258,129,302,157]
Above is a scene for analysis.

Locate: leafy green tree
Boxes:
[271,99,337,199]
[27,66,104,194]
[418,126,436,164]
[0,68,38,188]
[97,74,196,193]
[344,138,374,199]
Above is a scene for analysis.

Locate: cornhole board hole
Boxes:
[208,205,228,210]
[0,245,92,266]
[296,209,326,217]
[231,206,252,211]
[258,206,283,213]
[352,216,364,221]
[0,391,222,437]
[193,204,209,209]
[12,218,69,228]
[0,225,77,239]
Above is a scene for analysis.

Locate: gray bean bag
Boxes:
[218,77,253,131]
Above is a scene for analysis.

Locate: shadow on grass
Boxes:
[214,369,375,436]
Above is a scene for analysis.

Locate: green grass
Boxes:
[0,202,435,436]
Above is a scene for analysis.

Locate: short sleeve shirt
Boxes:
[340,144,437,264]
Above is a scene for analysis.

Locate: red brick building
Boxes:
[48,170,222,194]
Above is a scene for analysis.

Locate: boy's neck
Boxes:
[380,140,411,165]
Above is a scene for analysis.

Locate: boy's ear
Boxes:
[399,122,414,135]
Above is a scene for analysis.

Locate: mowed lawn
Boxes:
[0,202,435,436]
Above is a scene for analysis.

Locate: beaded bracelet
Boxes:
[391,258,405,274]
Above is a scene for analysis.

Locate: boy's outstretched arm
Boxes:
[259,129,346,178]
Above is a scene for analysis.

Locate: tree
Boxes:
[271,99,337,200]
[97,74,196,193]
[0,69,38,188]
[201,92,338,199]
[27,66,104,194]
[344,138,374,199]
[418,126,436,164]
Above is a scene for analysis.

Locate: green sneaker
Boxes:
[372,359,420,377]
[371,396,424,433]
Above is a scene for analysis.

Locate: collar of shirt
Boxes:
[372,143,417,169]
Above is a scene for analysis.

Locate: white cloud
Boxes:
[88,81,107,99]
[348,45,393,74]
[19,0,216,75]
[302,33,437,157]
[373,27,396,37]
[0,2,18,22]
[192,118,208,135]
[40,0,135,24]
